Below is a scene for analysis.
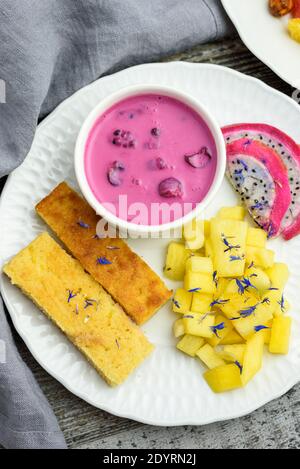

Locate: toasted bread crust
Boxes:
[3,233,153,386]
[36,182,172,324]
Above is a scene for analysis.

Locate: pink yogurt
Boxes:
[84,94,217,225]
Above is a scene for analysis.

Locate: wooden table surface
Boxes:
[1,36,300,450]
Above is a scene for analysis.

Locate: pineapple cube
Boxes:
[261,289,288,317]
[197,248,206,257]
[219,329,245,345]
[266,263,289,290]
[246,227,267,248]
[191,292,213,314]
[183,313,214,338]
[224,278,259,298]
[186,256,213,274]
[227,316,256,340]
[217,206,245,221]
[172,288,193,313]
[220,293,272,339]
[210,218,247,277]
[196,344,226,369]
[207,314,233,347]
[232,305,272,340]
[173,319,185,338]
[204,220,211,237]
[246,246,274,269]
[269,316,292,355]
[254,301,274,325]
[184,219,204,250]
[223,279,240,296]
[241,331,265,386]
[176,334,204,357]
[275,298,290,318]
[205,238,214,258]
[262,320,273,345]
[164,242,190,280]
[204,363,242,393]
[184,218,204,240]
[244,266,271,295]
[185,238,204,251]
[216,344,246,364]
[215,277,229,298]
[288,18,300,43]
[184,271,216,294]
[219,292,258,318]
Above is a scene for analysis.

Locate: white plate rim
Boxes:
[1,61,300,426]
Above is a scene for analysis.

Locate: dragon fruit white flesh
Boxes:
[225,138,291,238]
[223,123,300,240]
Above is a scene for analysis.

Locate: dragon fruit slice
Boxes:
[226,138,291,237]
[223,124,300,240]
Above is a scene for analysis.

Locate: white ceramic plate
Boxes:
[222,0,300,89]
[1,62,300,426]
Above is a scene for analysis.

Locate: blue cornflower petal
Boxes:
[254,325,270,332]
[210,322,225,338]
[67,290,77,303]
[97,256,112,265]
[77,220,90,229]
[235,361,243,374]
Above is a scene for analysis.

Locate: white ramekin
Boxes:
[74,84,226,236]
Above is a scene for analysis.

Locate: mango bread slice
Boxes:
[36,182,172,325]
[3,233,153,386]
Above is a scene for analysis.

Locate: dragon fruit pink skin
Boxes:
[226,139,291,238]
[223,123,300,240]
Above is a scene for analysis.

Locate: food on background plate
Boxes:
[84,93,217,225]
[3,233,153,386]
[269,0,293,17]
[165,205,292,393]
[293,0,300,16]
[268,0,300,43]
[288,18,300,42]
[36,182,172,325]
[223,123,300,240]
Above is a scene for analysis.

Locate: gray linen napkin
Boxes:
[0,0,232,449]
[0,312,66,449]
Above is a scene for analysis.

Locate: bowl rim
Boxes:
[74,84,226,235]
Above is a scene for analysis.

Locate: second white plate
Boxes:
[1,62,300,426]
[222,0,300,89]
